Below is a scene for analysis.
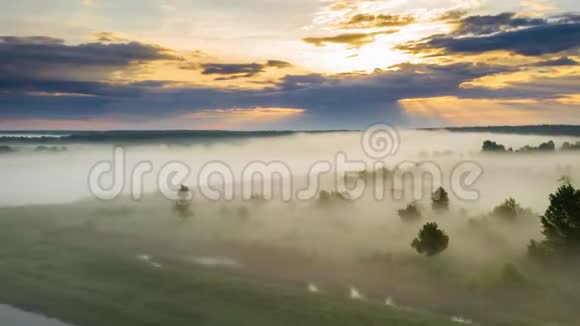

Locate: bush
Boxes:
[411,222,449,256]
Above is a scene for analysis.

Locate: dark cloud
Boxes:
[0,36,182,83]
[190,60,293,80]
[265,60,293,68]
[455,12,546,35]
[0,31,575,129]
[529,56,579,66]
[0,36,64,45]
[0,36,180,66]
[0,62,517,128]
[303,30,397,47]
[341,13,415,29]
[201,63,263,77]
[552,13,580,23]
[399,13,580,56]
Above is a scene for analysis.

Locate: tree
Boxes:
[539,184,580,249]
[562,141,580,151]
[482,140,506,152]
[398,203,421,223]
[517,140,556,152]
[411,222,449,256]
[492,198,522,221]
[432,187,449,212]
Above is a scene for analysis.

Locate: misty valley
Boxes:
[0,129,580,325]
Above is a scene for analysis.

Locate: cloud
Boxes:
[529,56,579,66]
[182,60,293,80]
[0,31,576,129]
[454,12,546,35]
[303,30,397,48]
[201,63,263,77]
[0,61,518,129]
[265,60,293,68]
[436,10,469,22]
[91,32,129,43]
[341,13,415,29]
[399,13,580,56]
[0,36,181,82]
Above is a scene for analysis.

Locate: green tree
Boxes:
[411,222,449,256]
[432,187,449,212]
[540,184,580,249]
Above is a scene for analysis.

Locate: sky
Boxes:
[0,0,579,130]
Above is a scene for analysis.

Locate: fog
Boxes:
[1,129,578,208]
[1,129,580,325]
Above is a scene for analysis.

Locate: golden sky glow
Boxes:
[0,0,579,129]
[400,96,580,126]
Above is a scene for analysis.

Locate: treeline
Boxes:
[0,145,67,154]
[482,140,580,153]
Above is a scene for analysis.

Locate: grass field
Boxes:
[0,202,460,326]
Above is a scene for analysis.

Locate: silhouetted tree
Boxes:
[175,184,193,218]
[517,140,556,152]
[432,187,449,212]
[539,184,580,249]
[411,222,449,256]
[539,140,556,151]
[398,203,421,223]
[492,198,522,221]
[482,140,506,152]
[562,141,580,151]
